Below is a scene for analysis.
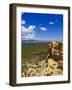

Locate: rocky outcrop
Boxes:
[21,58,63,77]
[48,41,63,61]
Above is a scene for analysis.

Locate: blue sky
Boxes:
[21,12,63,41]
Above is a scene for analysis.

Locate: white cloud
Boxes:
[23,32,35,39]
[40,27,47,31]
[21,20,26,25]
[21,25,36,40]
[21,26,28,32]
[22,25,36,32]
[49,21,55,24]
[29,25,36,30]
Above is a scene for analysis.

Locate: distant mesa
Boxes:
[22,39,50,44]
[22,39,62,44]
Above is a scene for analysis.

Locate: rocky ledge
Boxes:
[21,58,63,77]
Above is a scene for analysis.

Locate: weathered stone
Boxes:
[48,59,59,69]
[52,69,63,75]
[48,41,63,61]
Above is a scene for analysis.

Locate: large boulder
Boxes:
[48,41,63,61]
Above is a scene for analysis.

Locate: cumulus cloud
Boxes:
[40,27,47,31]
[49,21,55,24]
[23,32,35,39]
[28,25,36,31]
[21,25,36,40]
[21,20,26,25]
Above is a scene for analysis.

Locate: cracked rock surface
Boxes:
[22,58,63,77]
